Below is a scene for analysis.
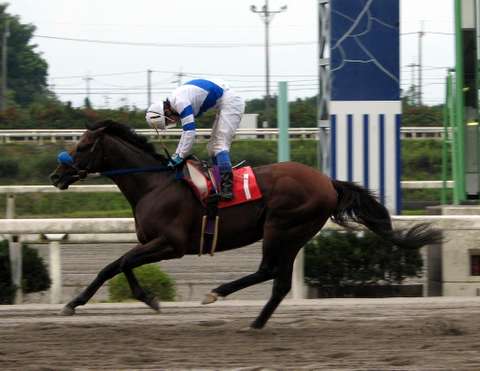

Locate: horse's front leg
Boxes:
[61,236,178,315]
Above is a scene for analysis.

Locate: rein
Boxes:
[58,135,173,179]
[90,165,172,178]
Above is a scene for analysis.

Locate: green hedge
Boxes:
[304,230,423,290]
[108,264,176,302]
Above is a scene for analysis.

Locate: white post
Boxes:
[6,193,15,219]
[46,234,66,304]
[8,236,23,304]
[292,249,305,299]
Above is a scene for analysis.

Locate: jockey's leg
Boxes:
[207,93,244,200]
[216,150,234,200]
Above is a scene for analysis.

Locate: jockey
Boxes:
[145,78,245,200]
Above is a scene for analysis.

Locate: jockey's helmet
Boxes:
[145,102,166,130]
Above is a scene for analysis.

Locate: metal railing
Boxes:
[0,127,446,143]
[0,215,455,304]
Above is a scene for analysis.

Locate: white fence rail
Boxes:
[0,127,445,143]
[0,215,471,305]
[0,181,453,220]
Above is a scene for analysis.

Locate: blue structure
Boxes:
[329,0,401,213]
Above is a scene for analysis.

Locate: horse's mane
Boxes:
[86,120,167,163]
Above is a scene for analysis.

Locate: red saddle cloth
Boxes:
[218,166,262,208]
[183,161,262,208]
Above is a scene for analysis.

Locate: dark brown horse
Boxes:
[50,120,441,329]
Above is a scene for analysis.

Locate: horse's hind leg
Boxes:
[202,254,276,304]
[250,248,297,329]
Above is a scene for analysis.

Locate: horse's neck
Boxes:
[103,136,170,207]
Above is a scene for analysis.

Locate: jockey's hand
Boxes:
[168,154,184,168]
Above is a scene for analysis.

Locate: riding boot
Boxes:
[220,171,234,200]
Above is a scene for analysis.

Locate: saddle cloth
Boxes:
[183,160,262,208]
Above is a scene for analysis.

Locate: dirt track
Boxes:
[2,298,480,370]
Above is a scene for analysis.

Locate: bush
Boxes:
[304,230,423,296]
[109,264,176,302]
[0,240,51,304]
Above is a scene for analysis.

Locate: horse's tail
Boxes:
[330,179,442,249]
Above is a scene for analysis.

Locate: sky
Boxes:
[7,0,454,109]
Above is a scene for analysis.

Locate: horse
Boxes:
[50,120,441,329]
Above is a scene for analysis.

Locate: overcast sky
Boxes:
[7,0,454,109]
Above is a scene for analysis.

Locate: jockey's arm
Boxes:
[175,104,196,159]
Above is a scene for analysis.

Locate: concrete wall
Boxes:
[396,216,480,297]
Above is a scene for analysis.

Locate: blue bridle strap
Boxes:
[57,150,172,177]
[100,165,171,177]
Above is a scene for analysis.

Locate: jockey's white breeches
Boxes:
[207,90,245,157]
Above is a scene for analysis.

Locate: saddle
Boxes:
[180,158,262,256]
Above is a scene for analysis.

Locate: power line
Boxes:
[34,34,316,48]
[51,70,146,80]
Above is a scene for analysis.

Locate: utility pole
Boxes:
[147,69,152,107]
[418,22,425,106]
[406,62,418,105]
[250,0,287,127]
[173,70,185,87]
[83,74,93,107]
[1,20,10,112]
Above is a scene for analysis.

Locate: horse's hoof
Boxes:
[59,305,75,316]
[146,296,160,312]
[237,326,262,333]
[201,292,218,305]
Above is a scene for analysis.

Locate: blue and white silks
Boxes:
[165,79,245,159]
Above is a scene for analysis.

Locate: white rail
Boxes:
[0,181,453,220]
[0,215,471,305]
[0,128,318,142]
[0,180,453,195]
[0,127,446,143]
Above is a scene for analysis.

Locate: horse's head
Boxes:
[50,125,107,189]
[50,120,168,190]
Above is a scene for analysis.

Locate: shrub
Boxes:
[109,264,176,302]
[304,230,423,294]
[0,240,51,304]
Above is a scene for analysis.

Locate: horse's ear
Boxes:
[90,126,107,137]
[85,120,116,131]
[85,122,97,131]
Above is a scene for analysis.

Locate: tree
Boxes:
[402,99,443,126]
[0,4,49,106]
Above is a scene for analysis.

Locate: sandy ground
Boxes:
[2,297,480,370]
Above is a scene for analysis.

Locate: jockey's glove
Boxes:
[168,154,184,168]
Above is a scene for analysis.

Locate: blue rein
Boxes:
[99,166,171,177]
[57,151,171,177]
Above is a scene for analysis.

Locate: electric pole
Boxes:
[1,20,10,112]
[418,22,425,106]
[173,70,185,87]
[83,74,93,108]
[406,62,418,105]
[250,1,287,127]
[147,69,152,107]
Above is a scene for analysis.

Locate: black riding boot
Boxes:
[220,171,234,200]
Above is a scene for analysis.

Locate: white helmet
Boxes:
[145,102,166,130]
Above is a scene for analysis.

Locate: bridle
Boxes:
[57,136,103,180]
[57,133,172,179]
